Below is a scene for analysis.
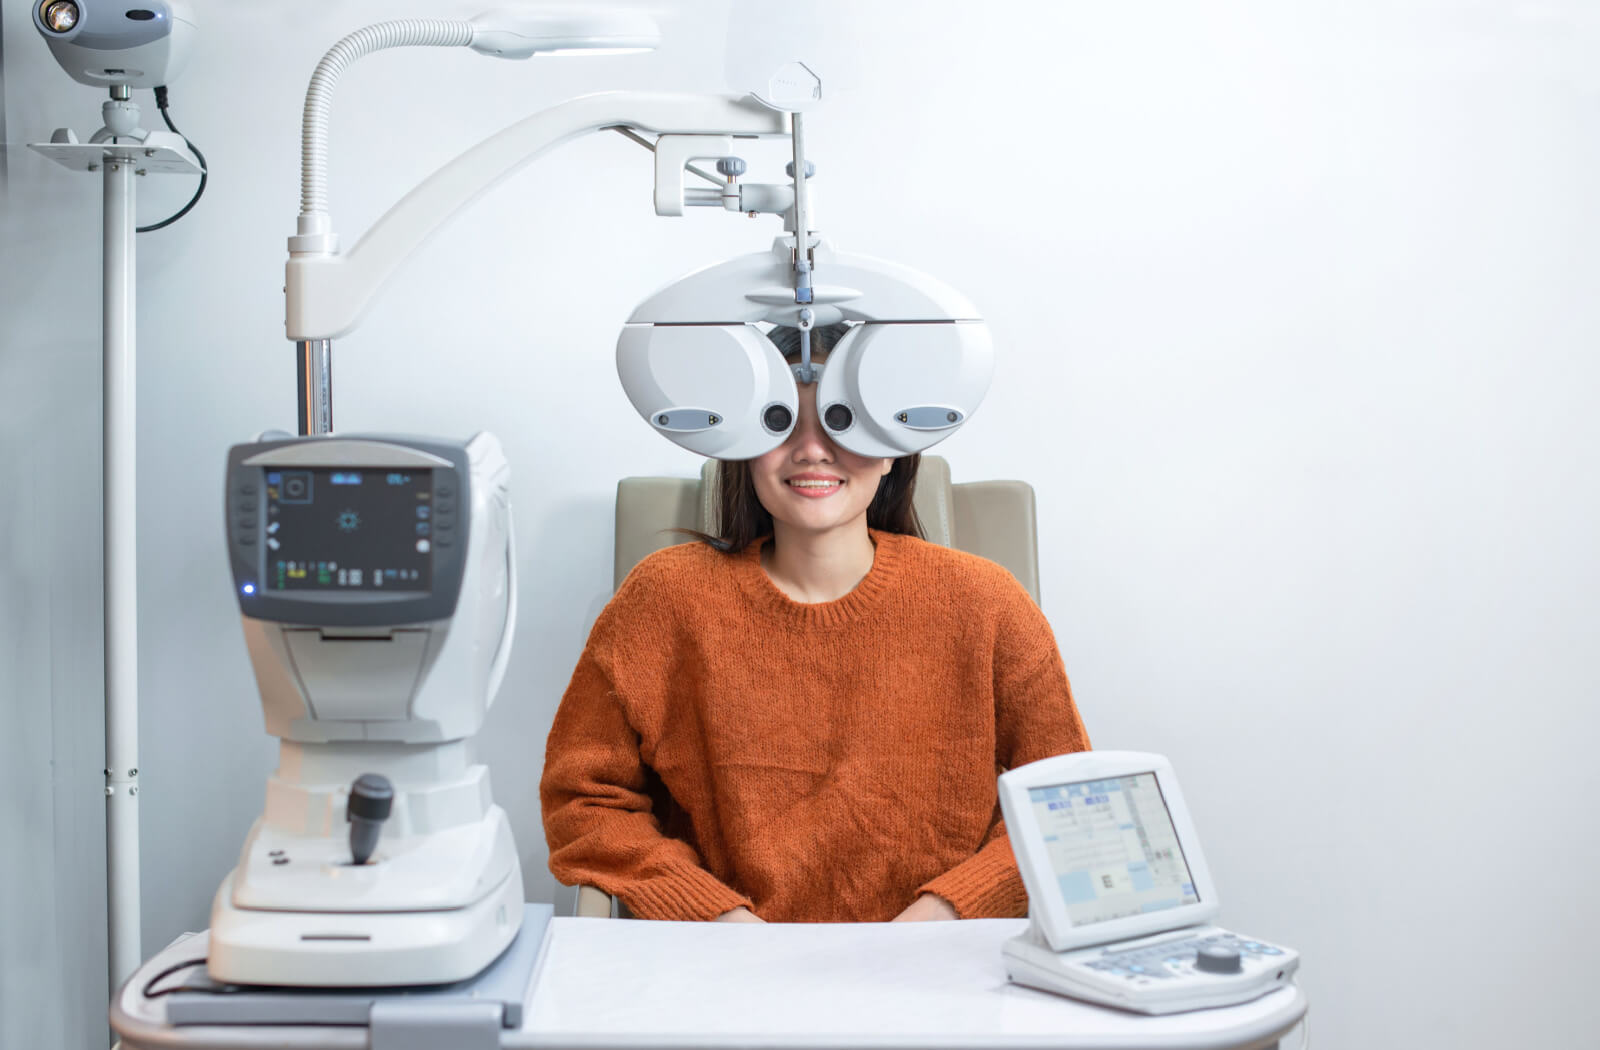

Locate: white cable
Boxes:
[300,20,475,217]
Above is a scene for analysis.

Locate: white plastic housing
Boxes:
[240,433,514,745]
[286,93,789,341]
[467,9,660,59]
[622,236,993,459]
[817,321,993,457]
[998,751,1222,954]
[208,843,524,986]
[35,0,197,89]
[617,323,798,459]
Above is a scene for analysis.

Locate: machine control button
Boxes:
[239,483,257,496]
[272,856,289,866]
[437,483,454,498]
[239,499,257,512]
[239,517,257,529]
[239,534,257,546]
[436,536,453,548]
[436,499,454,514]
[1195,945,1243,975]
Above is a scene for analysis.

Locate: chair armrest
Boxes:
[575,884,617,918]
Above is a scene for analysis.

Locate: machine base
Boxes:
[163,904,552,1030]
[206,863,525,987]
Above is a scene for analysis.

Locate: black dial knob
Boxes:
[1195,945,1243,974]
[347,773,394,865]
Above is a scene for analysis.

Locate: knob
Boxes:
[716,157,747,177]
[347,773,394,865]
[785,160,816,179]
[1195,945,1243,975]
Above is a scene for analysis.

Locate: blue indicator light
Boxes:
[241,583,256,595]
[266,473,281,483]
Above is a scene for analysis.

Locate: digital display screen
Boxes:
[1028,773,1200,927]
[263,468,434,593]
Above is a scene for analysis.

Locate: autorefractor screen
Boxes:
[1027,773,1200,926]
[263,468,434,592]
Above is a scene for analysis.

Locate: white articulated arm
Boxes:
[286,92,789,341]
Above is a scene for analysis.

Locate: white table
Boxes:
[113,917,1306,1050]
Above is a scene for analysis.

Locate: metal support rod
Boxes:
[297,340,333,435]
[103,156,142,995]
[789,111,816,377]
[790,111,811,259]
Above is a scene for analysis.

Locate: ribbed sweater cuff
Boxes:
[918,847,1028,919]
[620,865,754,922]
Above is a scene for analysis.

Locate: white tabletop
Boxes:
[515,918,1303,1050]
[114,917,1306,1050]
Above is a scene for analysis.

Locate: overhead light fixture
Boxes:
[467,9,660,60]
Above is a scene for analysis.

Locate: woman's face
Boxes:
[751,367,893,539]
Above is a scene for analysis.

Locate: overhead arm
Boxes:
[285,91,789,341]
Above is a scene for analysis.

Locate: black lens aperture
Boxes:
[763,403,793,433]
[824,404,854,432]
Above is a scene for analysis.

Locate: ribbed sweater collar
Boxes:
[733,529,905,629]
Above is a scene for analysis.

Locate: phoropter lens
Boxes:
[43,0,79,32]
[823,404,853,432]
[762,404,793,434]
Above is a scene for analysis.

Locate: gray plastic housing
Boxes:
[226,435,471,628]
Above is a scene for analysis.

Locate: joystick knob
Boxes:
[347,773,394,866]
[1195,945,1243,974]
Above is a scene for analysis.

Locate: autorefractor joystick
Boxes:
[346,773,394,865]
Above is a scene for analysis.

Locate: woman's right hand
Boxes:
[715,906,765,923]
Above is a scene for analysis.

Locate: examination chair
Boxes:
[571,455,1040,918]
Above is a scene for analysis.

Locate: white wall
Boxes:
[4,1,1597,1047]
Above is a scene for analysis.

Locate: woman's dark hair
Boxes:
[702,453,924,552]
[681,323,925,552]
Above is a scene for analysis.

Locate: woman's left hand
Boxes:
[891,893,958,922]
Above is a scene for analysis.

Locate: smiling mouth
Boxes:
[786,478,844,496]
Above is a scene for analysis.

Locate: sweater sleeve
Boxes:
[540,620,753,922]
[919,578,1091,918]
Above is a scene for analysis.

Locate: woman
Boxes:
[540,327,1090,922]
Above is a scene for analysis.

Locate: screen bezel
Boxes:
[999,750,1220,952]
[225,437,470,628]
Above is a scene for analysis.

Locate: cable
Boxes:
[136,86,207,234]
[140,957,209,999]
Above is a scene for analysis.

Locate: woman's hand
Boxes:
[715,906,766,923]
[891,894,959,922]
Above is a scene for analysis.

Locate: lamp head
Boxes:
[467,8,660,60]
[33,0,196,89]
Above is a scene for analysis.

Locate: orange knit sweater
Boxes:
[539,530,1090,922]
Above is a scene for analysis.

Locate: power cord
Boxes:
[136,85,207,233]
[140,957,209,998]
